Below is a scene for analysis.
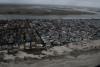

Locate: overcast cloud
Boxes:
[0,0,100,8]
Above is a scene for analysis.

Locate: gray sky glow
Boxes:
[0,0,100,8]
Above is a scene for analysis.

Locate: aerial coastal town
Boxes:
[0,4,100,67]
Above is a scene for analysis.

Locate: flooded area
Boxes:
[0,50,100,67]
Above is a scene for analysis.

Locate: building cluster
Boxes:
[0,19,100,51]
[33,19,100,46]
[0,19,44,51]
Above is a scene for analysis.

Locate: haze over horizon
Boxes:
[0,0,100,8]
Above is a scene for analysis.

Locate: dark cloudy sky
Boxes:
[0,0,100,8]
